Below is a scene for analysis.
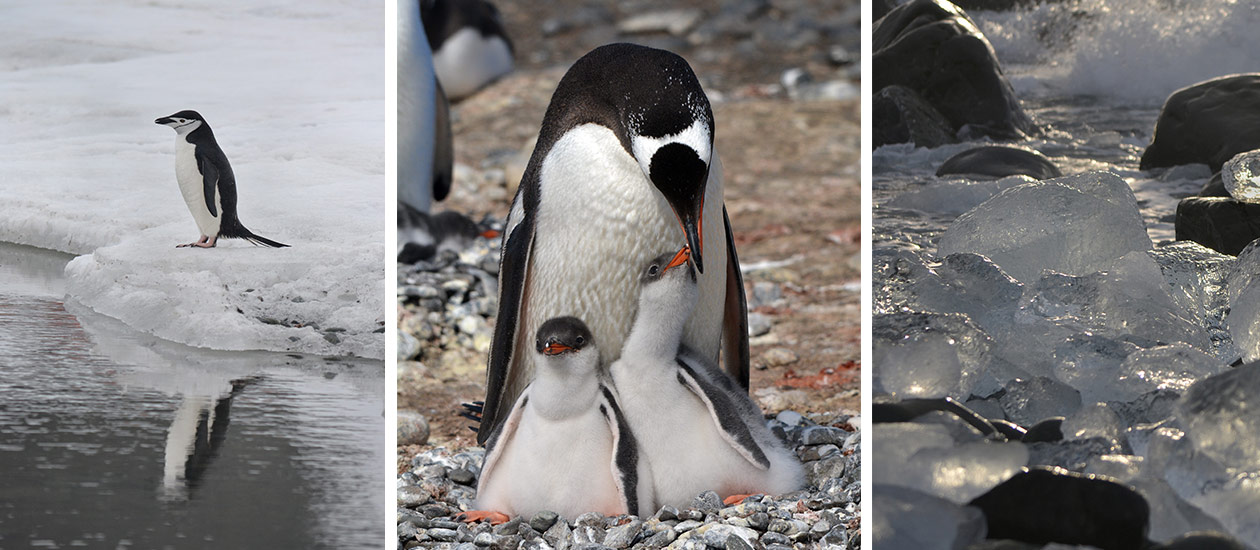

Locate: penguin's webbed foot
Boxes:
[722,493,759,506]
[455,510,509,525]
[178,236,215,248]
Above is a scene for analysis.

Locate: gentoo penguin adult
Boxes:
[610,247,802,507]
[155,111,288,248]
[466,317,652,522]
[478,43,750,446]
[421,0,514,101]
[399,0,453,212]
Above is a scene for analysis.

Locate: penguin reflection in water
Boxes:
[611,247,803,507]
[155,111,288,249]
[464,317,654,523]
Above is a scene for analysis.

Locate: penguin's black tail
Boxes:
[460,401,484,434]
[221,217,289,248]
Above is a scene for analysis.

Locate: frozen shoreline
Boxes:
[0,0,385,359]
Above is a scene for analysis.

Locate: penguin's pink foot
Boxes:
[723,493,757,506]
[456,510,509,525]
[177,236,214,248]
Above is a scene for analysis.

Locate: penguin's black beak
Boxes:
[154,117,172,125]
[649,143,709,274]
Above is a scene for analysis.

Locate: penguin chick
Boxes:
[610,247,803,507]
[473,317,653,520]
[155,111,288,248]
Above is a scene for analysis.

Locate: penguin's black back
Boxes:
[420,0,513,54]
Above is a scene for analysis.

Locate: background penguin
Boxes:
[155,111,288,248]
[421,0,514,101]
[478,43,750,446]
[467,317,652,522]
[610,248,802,507]
[399,0,453,213]
[397,202,500,264]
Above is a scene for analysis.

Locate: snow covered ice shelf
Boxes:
[0,0,385,359]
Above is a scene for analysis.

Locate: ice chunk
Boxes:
[874,423,957,490]
[1129,478,1230,544]
[1106,344,1226,402]
[999,376,1082,427]
[1177,363,1260,471]
[1054,334,1139,402]
[1223,149,1260,203]
[913,441,1030,503]
[1016,252,1211,352]
[1148,242,1238,362]
[1062,403,1125,442]
[874,312,992,400]
[938,171,1152,283]
[887,175,1035,215]
[872,484,988,550]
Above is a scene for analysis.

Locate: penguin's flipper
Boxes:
[598,384,647,516]
[478,386,529,488]
[720,205,750,390]
[676,358,770,469]
[479,198,534,445]
[432,79,453,203]
[197,154,219,217]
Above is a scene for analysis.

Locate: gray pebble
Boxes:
[398,485,432,507]
[654,505,678,521]
[572,525,603,545]
[799,444,840,461]
[429,528,458,542]
[674,520,703,533]
[397,410,430,446]
[748,512,770,531]
[602,519,642,548]
[529,510,559,532]
[642,528,677,546]
[447,468,475,486]
[801,426,846,446]
[543,518,571,545]
[522,538,555,550]
[691,490,722,513]
[473,532,495,546]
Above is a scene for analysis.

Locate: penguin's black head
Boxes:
[535,316,594,357]
[155,110,205,130]
[640,246,696,286]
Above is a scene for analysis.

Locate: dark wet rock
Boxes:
[873,84,958,148]
[529,510,559,532]
[1175,197,1260,256]
[398,410,431,446]
[447,468,475,486]
[1021,417,1064,443]
[936,146,1063,180]
[874,0,1032,140]
[1199,172,1228,197]
[969,467,1150,550]
[1141,74,1260,173]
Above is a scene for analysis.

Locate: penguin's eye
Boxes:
[648,264,660,277]
[575,336,584,346]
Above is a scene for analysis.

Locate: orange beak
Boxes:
[665,245,691,271]
[543,342,572,356]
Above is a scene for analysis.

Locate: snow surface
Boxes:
[0,0,385,359]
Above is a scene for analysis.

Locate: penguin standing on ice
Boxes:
[464,317,653,522]
[477,43,750,446]
[155,110,288,249]
[611,248,802,507]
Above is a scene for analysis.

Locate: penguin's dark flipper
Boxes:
[598,385,647,516]
[198,154,219,217]
[676,358,770,470]
[432,79,453,203]
[479,201,535,446]
[478,386,529,487]
[720,206,751,390]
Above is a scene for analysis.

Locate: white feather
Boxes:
[173,125,222,237]
[432,27,512,101]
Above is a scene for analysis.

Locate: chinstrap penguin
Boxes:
[399,0,453,213]
[421,0,514,101]
[155,111,288,248]
[478,43,750,447]
[467,317,653,522]
[610,247,803,507]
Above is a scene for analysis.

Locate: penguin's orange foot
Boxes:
[456,510,509,525]
[723,493,757,506]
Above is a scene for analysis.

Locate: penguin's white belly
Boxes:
[530,124,727,369]
[433,28,512,100]
[476,406,622,518]
[612,361,764,506]
[175,139,221,236]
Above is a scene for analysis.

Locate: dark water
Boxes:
[0,243,384,549]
